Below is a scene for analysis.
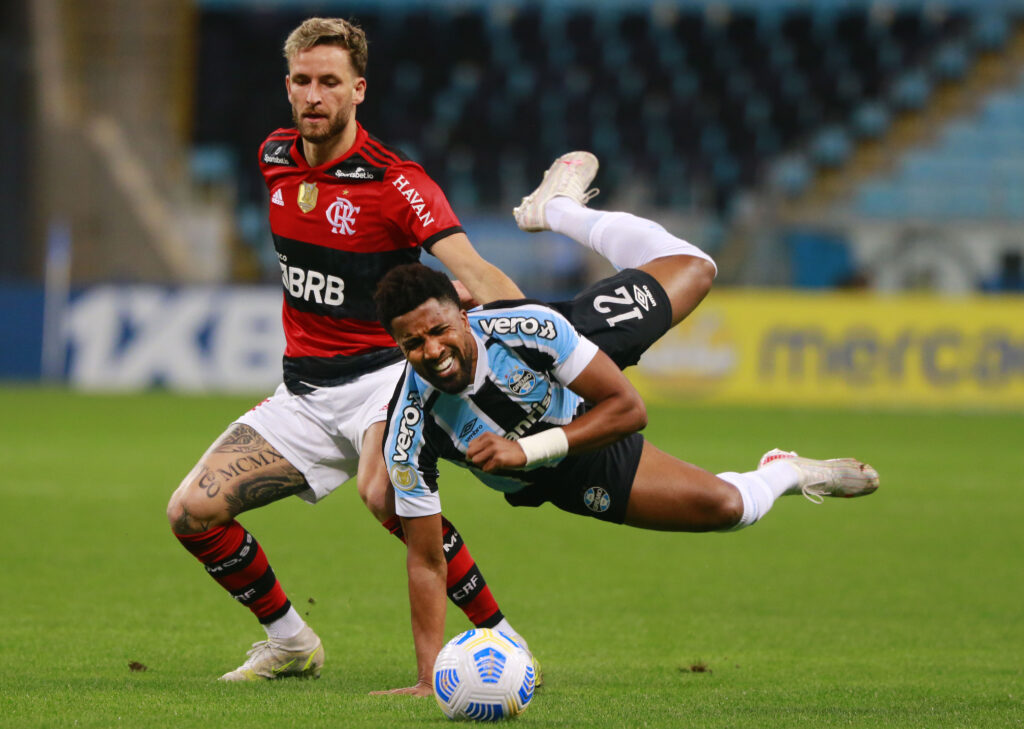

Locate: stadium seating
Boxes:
[852,72,1024,221]
[190,2,1020,277]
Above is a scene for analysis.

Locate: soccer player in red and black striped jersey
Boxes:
[166,17,527,682]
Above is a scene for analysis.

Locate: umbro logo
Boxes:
[460,418,479,440]
[633,284,656,311]
[271,188,284,207]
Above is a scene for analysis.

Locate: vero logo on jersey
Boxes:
[393,403,422,462]
[478,316,556,340]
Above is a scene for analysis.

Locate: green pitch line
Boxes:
[0,387,1021,729]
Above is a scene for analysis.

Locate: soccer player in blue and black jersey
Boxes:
[371,152,880,696]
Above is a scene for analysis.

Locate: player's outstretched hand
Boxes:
[466,432,527,472]
[369,680,433,697]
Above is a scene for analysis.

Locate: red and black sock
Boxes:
[175,520,291,624]
[383,515,503,628]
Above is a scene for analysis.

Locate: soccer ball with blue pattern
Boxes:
[433,628,536,721]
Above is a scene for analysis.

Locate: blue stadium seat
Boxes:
[770,155,812,198]
[982,92,1024,128]
[889,69,932,111]
[811,126,852,167]
[854,181,904,218]
[932,41,970,81]
[852,101,890,139]
[971,12,1010,51]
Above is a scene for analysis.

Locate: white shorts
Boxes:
[235,361,405,503]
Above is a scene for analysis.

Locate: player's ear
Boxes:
[353,76,366,105]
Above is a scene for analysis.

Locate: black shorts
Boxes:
[503,432,644,524]
[550,268,673,370]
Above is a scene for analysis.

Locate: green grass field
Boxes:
[1,386,1021,728]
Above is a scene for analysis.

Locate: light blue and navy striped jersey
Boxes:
[382,300,599,518]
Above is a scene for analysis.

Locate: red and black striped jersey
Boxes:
[259,123,463,393]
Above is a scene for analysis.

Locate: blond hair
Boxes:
[283,17,368,77]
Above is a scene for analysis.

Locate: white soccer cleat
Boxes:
[758,448,799,468]
[218,624,324,681]
[758,448,879,504]
[513,151,600,232]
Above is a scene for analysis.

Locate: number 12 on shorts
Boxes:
[593,285,652,327]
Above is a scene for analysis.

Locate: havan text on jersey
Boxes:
[392,174,436,227]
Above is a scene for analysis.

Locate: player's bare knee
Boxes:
[681,256,716,299]
[166,468,195,528]
[644,255,716,325]
[166,465,231,533]
[716,484,745,528]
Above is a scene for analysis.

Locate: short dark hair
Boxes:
[375,263,460,333]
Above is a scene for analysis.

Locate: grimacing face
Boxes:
[390,298,477,394]
[285,44,366,148]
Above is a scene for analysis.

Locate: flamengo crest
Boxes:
[326,196,360,235]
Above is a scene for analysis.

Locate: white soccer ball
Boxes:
[433,628,536,721]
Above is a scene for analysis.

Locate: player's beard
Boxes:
[294,106,350,145]
[422,332,476,394]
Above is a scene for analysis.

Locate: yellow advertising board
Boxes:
[630,290,1024,410]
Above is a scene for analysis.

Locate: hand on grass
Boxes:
[369,680,433,697]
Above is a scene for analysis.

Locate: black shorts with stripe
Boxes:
[549,267,673,370]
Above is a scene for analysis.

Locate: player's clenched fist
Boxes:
[465,432,527,472]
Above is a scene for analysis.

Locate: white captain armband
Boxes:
[517,427,569,467]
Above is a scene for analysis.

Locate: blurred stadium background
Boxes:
[2,0,1023,409]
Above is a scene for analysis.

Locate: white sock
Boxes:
[716,462,799,531]
[491,617,528,650]
[544,197,717,274]
[758,460,802,497]
[263,605,306,641]
[545,195,604,244]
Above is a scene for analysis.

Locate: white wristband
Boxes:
[517,428,569,466]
